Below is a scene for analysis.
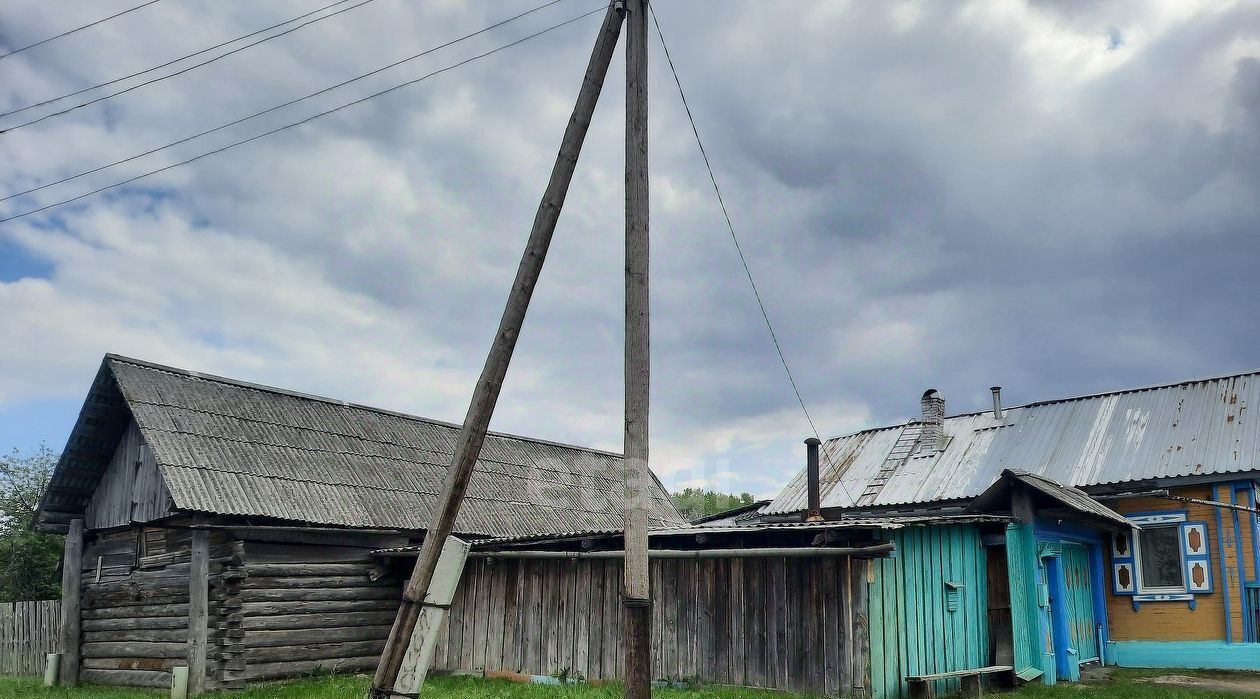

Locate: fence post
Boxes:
[43,653,61,686]
[172,666,189,699]
[59,519,83,685]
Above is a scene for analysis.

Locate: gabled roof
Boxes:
[767,368,1260,515]
[968,469,1133,531]
[36,355,685,537]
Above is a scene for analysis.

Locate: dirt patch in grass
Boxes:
[1138,674,1260,695]
[1003,668,1260,699]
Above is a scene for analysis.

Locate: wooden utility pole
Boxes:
[622,0,651,697]
[369,5,625,696]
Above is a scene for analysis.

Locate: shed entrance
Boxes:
[1061,544,1099,664]
[1047,543,1100,682]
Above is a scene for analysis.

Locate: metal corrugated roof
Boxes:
[41,355,684,537]
[767,371,1260,514]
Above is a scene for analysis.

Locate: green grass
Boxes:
[0,674,806,699]
[3,669,1260,699]
[1005,669,1260,699]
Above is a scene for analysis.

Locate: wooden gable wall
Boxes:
[84,420,171,531]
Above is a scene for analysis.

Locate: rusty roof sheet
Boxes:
[767,370,1260,514]
[39,355,684,537]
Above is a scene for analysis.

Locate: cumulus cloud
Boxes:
[1,0,1257,498]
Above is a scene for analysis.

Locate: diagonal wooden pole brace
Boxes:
[369,6,626,696]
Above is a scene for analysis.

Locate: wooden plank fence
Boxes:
[0,600,62,676]
[433,555,867,696]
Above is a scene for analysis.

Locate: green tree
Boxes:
[0,445,62,602]
[671,488,758,522]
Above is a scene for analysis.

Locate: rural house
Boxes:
[418,372,1260,699]
[33,354,684,690]
[762,375,1260,687]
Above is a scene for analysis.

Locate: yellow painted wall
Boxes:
[1232,485,1257,583]
[1226,484,1257,640]
[1104,483,1257,642]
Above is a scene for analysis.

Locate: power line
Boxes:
[1,0,364,118]
[0,0,382,134]
[2,0,573,203]
[649,6,842,467]
[0,0,162,61]
[0,5,608,225]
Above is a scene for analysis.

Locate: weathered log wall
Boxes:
[235,539,405,682]
[432,555,869,696]
[73,528,408,689]
[77,527,240,689]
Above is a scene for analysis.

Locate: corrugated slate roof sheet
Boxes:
[967,469,1133,530]
[373,513,1013,553]
[768,370,1260,514]
[56,355,683,537]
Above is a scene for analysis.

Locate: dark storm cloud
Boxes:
[1,0,1258,496]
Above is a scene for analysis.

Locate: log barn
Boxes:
[33,354,685,690]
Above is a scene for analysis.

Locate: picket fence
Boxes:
[0,600,61,676]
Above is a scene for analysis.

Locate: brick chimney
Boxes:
[920,389,945,450]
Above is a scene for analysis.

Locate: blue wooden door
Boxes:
[1061,545,1099,664]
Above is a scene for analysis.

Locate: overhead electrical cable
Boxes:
[0,4,608,225]
[1,0,573,203]
[649,4,857,502]
[1,0,365,118]
[0,0,162,61]
[0,0,382,134]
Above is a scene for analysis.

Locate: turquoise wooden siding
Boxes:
[1006,523,1044,682]
[1062,544,1099,664]
[868,525,990,699]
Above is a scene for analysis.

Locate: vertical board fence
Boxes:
[432,555,866,696]
[868,525,991,699]
[0,600,62,676]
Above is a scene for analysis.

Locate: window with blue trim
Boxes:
[1137,525,1184,592]
[1112,511,1212,606]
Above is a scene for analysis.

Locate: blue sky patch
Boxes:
[0,237,52,281]
[0,396,79,455]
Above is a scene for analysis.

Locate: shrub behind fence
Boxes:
[0,600,61,676]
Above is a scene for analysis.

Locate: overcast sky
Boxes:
[2,0,1258,499]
